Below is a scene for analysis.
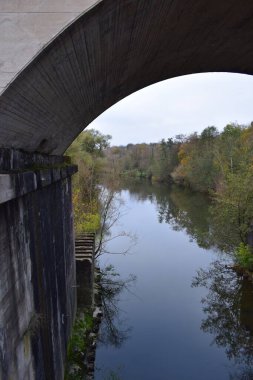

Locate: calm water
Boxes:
[94,181,253,380]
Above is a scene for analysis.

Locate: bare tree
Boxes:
[95,187,137,258]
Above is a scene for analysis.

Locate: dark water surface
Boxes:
[94,182,253,380]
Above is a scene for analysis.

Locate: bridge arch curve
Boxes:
[1,0,253,155]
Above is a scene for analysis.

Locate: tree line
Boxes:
[104,123,253,192]
[67,123,253,270]
[103,122,253,267]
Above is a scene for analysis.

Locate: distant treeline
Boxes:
[67,124,253,269]
[103,123,253,267]
[104,123,253,193]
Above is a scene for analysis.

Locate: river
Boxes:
[94,181,253,380]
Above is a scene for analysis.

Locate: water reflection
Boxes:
[97,180,253,379]
[114,179,242,252]
[146,183,253,375]
[151,182,253,374]
[112,180,212,248]
[98,265,136,348]
[156,186,212,249]
[192,261,253,379]
[96,265,136,378]
[98,367,123,380]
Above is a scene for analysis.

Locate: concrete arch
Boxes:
[1,0,253,155]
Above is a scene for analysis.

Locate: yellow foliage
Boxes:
[72,183,100,234]
[178,144,187,162]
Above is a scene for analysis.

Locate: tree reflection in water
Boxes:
[100,180,253,378]
[192,260,253,379]
[145,181,253,378]
[96,265,136,379]
[98,265,136,348]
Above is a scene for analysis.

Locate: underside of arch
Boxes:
[1,0,253,155]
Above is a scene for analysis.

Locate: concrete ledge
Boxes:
[0,174,16,204]
[0,147,69,172]
[0,165,77,205]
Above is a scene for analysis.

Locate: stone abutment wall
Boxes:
[0,148,77,380]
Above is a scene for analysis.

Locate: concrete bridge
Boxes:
[1,1,253,379]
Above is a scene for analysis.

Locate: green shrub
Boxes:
[235,243,253,271]
[65,313,94,380]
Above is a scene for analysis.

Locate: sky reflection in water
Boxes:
[95,182,253,380]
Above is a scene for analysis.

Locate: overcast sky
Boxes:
[88,73,253,146]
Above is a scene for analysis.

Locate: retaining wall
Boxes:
[0,148,77,380]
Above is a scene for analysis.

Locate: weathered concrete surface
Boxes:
[1,0,253,154]
[0,0,99,92]
[0,147,67,172]
[0,149,77,380]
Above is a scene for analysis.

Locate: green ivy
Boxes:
[65,313,94,380]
